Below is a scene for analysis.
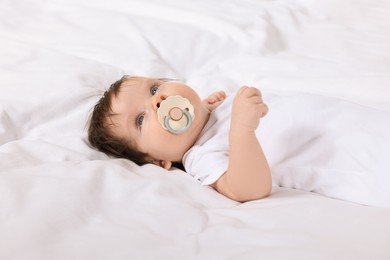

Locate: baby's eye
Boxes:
[150,86,158,95]
[136,115,144,126]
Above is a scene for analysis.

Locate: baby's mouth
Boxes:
[157,96,195,135]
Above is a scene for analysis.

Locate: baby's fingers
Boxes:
[238,86,262,98]
[215,91,226,100]
[259,103,269,118]
[207,91,226,103]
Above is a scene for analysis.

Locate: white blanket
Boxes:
[1,0,390,259]
[262,93,390,207]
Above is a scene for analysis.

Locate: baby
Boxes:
[89,75,390,207]
[88,75,271,202]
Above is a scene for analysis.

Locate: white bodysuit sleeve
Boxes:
[184,145,229,185]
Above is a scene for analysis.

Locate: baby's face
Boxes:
[108,76,210,168]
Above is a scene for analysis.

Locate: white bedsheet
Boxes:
[1,0,390,259]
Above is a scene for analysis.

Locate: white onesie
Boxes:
[183,91,390,207]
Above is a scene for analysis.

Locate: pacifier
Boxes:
[157,95,195,135]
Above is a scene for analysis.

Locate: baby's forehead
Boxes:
[105,98,130,139]
[109,86,133,109]
[119,76,143,89]
[117,76,158,92]
[120,76,177,87]
[108,77,151,116]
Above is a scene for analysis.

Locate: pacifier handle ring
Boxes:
[164,108,192,135]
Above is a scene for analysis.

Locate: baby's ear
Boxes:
[152,160,172,170]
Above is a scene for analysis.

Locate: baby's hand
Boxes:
[231,86,268,132]
[202,91,227,112]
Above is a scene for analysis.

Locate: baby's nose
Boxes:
[152,94,167,111]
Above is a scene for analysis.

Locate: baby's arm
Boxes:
[202,91,226,112]
[211,86,271,202]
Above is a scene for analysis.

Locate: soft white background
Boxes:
[1,0,390,259]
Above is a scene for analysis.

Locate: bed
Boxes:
[1,0,390,259]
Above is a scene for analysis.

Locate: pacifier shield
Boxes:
[157,96,195,134]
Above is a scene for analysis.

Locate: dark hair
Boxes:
[87,75,150,166]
